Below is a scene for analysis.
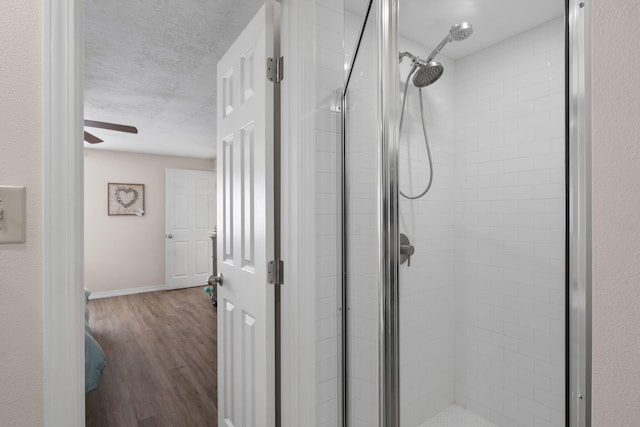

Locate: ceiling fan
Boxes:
[84,120,138,144]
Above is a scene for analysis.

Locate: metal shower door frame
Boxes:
[375,0,401,426]
[568,0,592,426]
[340,0,401,425]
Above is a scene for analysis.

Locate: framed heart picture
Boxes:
[108,183,145,216]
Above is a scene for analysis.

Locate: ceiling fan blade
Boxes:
[84,119,138,134]
[84,131,104,144]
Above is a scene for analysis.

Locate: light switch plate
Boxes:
[0,186,26,244]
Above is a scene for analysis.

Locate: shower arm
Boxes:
[398,52,424,77]
[399,51,417,63]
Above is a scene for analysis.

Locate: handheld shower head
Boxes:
[426,21,474,62]
[449,22,473,41]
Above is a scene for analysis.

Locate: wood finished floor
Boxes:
[86,287,217,427]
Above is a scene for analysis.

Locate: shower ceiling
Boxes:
[84,0,263,159]
[347,0,564,59]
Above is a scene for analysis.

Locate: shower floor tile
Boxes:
[419,405,499,427]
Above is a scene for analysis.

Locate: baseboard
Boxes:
[166,283,207,291]
[88,284,167,300]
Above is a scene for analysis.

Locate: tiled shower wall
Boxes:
[315,1,344,426]
[397,38,456,426]
[336,5,565,427]
[343,10,380,427]
[453,17,565,427]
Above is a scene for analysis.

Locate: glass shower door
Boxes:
[342,0,587,426]
[343,0,400,426]
[343,7,381,426]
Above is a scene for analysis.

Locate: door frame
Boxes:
[43,0,318,426]
[43,1,85,425]
[278,0,319,424]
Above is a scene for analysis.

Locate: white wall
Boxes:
[591,1,640,425]
[398,39,456,426]
[344,9,381,427]
[84,149,214,294]
[315,1,344,426]
[0,1,44,426]
[454,17,566,427]
[395,15,565,427]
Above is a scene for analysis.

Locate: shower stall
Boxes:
[340,0,590,426]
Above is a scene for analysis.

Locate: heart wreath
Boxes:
[115,187,139,208]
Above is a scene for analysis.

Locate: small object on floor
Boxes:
[204,284,217,307]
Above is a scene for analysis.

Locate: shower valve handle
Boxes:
[399,233,415,267]
[400,244,415,266]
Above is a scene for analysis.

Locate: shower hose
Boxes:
[399,64,434,200]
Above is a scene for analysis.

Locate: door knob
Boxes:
[214,273,224,286]
[167,234,173,239]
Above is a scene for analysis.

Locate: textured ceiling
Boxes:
[347,0,564,59]
[84,0,263,159]
[87,0,563,159]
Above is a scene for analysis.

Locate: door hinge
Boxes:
[267,56,284,83]
[268,259,284,285]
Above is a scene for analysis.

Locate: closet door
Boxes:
[165,168,215,290]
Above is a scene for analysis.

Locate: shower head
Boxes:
[412,61,443,87]
[425,21,474,62]
[449,22,474,41]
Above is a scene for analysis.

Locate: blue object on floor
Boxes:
[84,289,107,392]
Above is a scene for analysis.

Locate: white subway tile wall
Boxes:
[398,37,457,427]
[453,17,565,427]
[316,0,345,426]
[344,10,381,427]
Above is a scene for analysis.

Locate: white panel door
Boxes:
[216,4,276,427]
[166,168,216,290]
